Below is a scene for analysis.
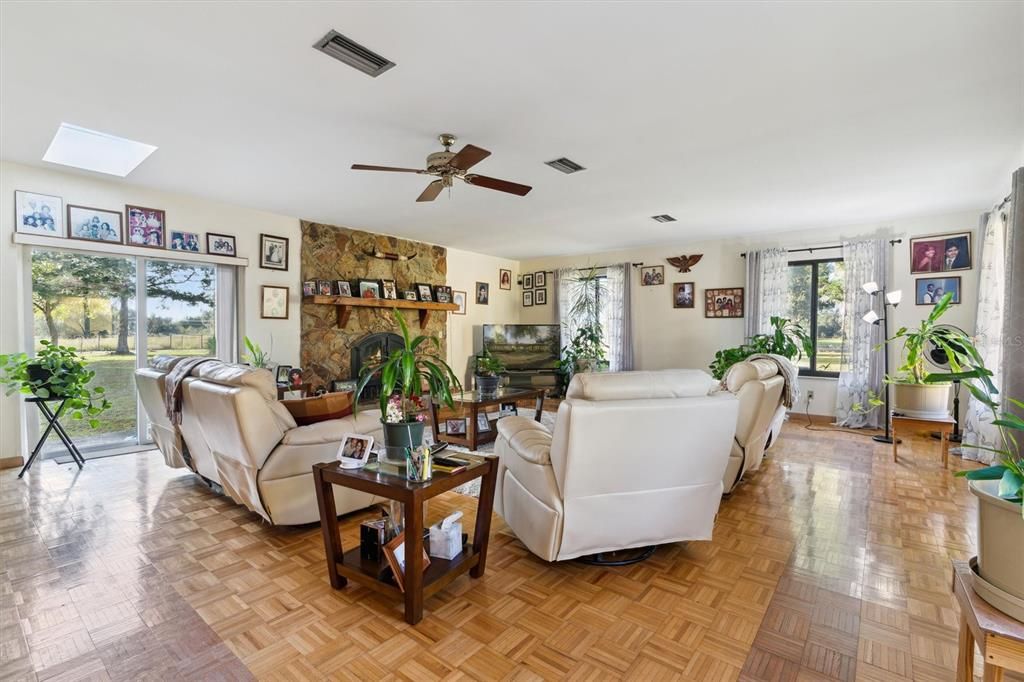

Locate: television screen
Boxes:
[482,325,560,370]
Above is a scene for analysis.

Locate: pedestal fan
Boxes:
[927,323,968,443]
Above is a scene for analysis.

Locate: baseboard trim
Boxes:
[0,456,25,470]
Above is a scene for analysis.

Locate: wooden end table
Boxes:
[952,560,1024,681]
[431,387,546,450]
[891,412,955,469]
[312,454,498,625]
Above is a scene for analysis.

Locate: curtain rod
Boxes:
[740,238,902,258]
[523,262,644,276]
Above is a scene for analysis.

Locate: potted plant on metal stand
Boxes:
[355,309,461,465]
[474,348,504,397]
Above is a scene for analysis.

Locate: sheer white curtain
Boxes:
[834,239,888,428]
[962,205,1009,463]
[745,248,790,339]
[556,267,579,343]
[604,263,633,371]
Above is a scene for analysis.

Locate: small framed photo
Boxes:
[522,273,534,289]
[317,280,333,296]
[358,279,382,299]
[910,231,972,273]
[331,379,357,393]
[499,402,518,417]
[260,233,289,270]
[916,276,961,305]
[381,280,398,300]
[535,271,547,287]
[641,265,664,286]
[15,190,63,236]
[523,291,534,307]
[169,230,200,252]
[535,289,547,305]
[335,280,353,297]
[261,285,289,319]
[476,413,491,433]
[383,532,431,593]
[452,290,467,314]
[288,367,303,387]
[673,282,695,309]
[303,281,316,296]
[445,418,467,435]
[415,283,433,302]
[276,365,292,384]
[338,433,374,469]
[434,285,452,303]
[125,205,165,248]
[67,204,123,243]
[476,282,489,305]
[402,290,418,301]
[499,269,512,290]
[206,233,236,256]
[704,287,744,318]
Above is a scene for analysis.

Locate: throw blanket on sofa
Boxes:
[164,356,220,425]
[745,353,800,408]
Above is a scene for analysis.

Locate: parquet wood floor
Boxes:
[1,423,1020,681]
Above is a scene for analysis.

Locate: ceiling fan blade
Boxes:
[464,174,532,196]
[416,180,444,202]
[448,144,491,171]
[351,164,425,173]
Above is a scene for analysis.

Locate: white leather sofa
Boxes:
[493,370,738,562]
[136,361,383,525]
[721,358,790,493]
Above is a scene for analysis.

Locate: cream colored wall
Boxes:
[519,209,983,417]
[0,161,301,457]
[445,248,520,386]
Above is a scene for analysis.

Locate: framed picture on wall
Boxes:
[704,287,744,318]
[522,273,534,289]
[206,233,236,256]
[640,265,664,286]
[67,204,123,243]
[261,285,289,319]
[523,291,534,307]
[673,282,695,309]
[452,290,467,314]
[910,231,972,273]
[476,282,489,305]
[260,233,289,270]
[916,277,961,305]
[535,271,546,287]
[499,269,512,290]
[535,289,547,305]
[15,190,63,236]
[125,205,165,248]
[169,230,200,252]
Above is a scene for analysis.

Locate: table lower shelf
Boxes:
[335,544,479,599]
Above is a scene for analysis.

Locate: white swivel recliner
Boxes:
[493,370,738,562]
[721,358,790,493]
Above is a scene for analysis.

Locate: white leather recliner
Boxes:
[721,358,790,493]
[136,361,383,525]
[493,370,738,562]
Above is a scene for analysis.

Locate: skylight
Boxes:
[42,123,157,177]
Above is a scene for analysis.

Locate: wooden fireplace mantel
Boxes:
[303,296,459,330]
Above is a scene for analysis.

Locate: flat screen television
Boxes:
[482,324,561,371]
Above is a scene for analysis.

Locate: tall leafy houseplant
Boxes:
[559,266,609,382]
[0,341,111,428]
[709,317,813,380]
[355,310,462,462]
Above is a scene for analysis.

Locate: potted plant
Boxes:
[474,348,504,397]
[0,340,111,428]
[243,336,272,368]
[709,316,812,380]
[355,310,461,464]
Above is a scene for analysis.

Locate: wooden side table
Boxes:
[312,454,498,625]
[952,560,1024,681]
[891,412,955,468]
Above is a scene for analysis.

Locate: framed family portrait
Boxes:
[67,204,123,243]
[358,279,382,299]
[434,285,453,303]
[499,269,512,290]
[15,190,63,236]
[640,265,664,286]
[476,282,489,305]
[916,277,961,305]
[261,285,289,319]
[206,233,236,256]
[452,290,467,314]
[415,283,433,302]
[125,205,165,248]
[705,287,744,318]
[169,230,200,252]
[260,234,289,270]
[673,282,695,309]
[910,232,972,274]
[302,281,316,296]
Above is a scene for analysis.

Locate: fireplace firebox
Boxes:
[350,332,405,403]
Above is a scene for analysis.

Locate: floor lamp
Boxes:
[861,282,901,444]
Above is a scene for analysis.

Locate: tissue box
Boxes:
[428,521,462,560]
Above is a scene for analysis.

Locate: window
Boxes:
[788,257,846,377]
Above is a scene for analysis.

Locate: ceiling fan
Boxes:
[351,134,532,202]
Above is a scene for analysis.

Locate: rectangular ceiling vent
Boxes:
[651,214,677,223]
[313,30,396,77]
[545,157,586,174]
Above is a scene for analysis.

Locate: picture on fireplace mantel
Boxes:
[317,280,332,296]
[402,290,418,301]
[302,281,315,297]
[434,285,453,303]
[334,280,352,297]
[381,279,398,300]
[415,283,433,302]
[358,279,381,299]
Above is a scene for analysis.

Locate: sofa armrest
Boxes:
[496,416,552,465]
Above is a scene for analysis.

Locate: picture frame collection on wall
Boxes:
[521,270,547,307]
[15,190,243,258]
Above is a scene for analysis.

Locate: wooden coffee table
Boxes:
[431,387,546,450]
[312,454,498,625]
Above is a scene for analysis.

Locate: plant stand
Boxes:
[18,397,85,478]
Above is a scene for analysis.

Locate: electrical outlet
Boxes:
[806,389,815,404]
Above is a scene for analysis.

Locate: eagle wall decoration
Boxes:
[667,254,703,273]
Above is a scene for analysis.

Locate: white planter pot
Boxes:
[892,382,951,419]
[969,479,1024,622]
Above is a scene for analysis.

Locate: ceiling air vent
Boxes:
[313,30,396,77]
[651,214,677,223]
[545,157,586,174]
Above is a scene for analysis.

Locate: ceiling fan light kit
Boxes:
[351,134,532,201]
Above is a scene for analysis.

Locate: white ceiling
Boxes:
[2,1,1022,259]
